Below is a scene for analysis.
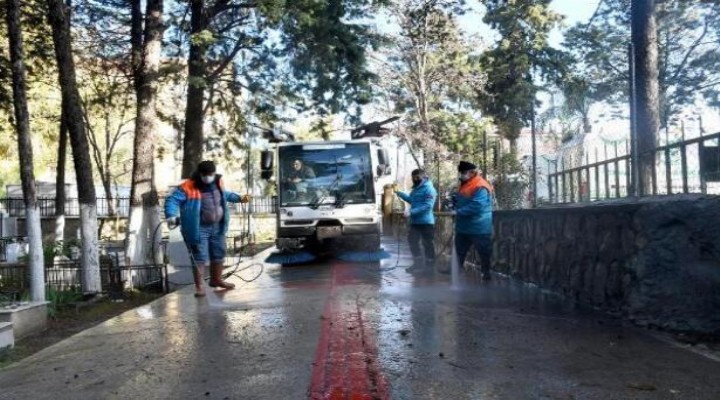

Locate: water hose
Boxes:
[151,219,264,287]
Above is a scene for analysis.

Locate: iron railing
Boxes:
[0,196,278,218]
[0,262,167,295]
[233,196,277,215]
[547,131,720,203]
[0,197,130,218]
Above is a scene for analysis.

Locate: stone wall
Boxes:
[493,195,720,335]
[388,195,720,335]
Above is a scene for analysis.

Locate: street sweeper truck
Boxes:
[260,118,397,263]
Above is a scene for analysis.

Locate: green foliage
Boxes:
[279,0,380,115]
[163,0,388,166]
[263,180,277,197]
[0,0,59,187]
[379,0,484,159]
[190,30,216,47]
[558,74,595,134]
[45,287,83,318]
[492,151,528,210]
[44,239,81,265]
[476,0,566,143]
[431,111,493,156]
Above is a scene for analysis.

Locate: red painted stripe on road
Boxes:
[308,263,390,400]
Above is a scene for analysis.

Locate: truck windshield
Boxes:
[278,143,375,207]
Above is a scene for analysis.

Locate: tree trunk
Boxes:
[47,0,101,293]
[181,0,208,178]
[54,105,67,242]
[582,114,591,134]
[632,0,659,196]
[6,0,45,301]
[101,169,116,217]
[102,113,116,217]
[126,0,164,267]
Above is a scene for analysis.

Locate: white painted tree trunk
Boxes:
[125,206,146,267]
[54,214,65,243]
[6,0,45,301]
[25,207,45,301]
[126,205,163,265]
[149,207,162,265]
[79,204,101,293]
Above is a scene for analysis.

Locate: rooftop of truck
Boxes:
[277,139,372,147]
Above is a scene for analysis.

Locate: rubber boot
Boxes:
[209,262,235,290]
[192,265,206,297]
[405,257,424,273]
[425,258,436,274]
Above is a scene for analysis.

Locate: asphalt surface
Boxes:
[1,237,719,400]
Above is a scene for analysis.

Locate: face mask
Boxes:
[412,178,422,187]
[201,175,215,184]
[459,173,470,182]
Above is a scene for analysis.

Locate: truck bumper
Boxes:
[278,223,379,238]
[277,223,381,252]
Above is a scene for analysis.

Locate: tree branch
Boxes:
[211,1,256,17]
[208,38,248,81]
[81,101,106,182]
[214,13,252,35]
[669,5,715,83]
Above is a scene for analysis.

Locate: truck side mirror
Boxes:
[377,148,389,166]
[377,148,391,176]
[260,150,274,180]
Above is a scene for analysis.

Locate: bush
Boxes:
[45,287,83,318]
[489,151,529,210]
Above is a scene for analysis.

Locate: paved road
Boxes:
[1,237,719,400]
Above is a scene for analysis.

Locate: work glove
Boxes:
[241,194,252,203]
[166,216,179,229]
[392,183,400,192]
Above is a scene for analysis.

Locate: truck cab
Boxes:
[261,139,392,256]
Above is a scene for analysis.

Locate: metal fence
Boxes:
[547,131,720,203]
[0,196,277,218]
[235,196,277,215]
[0,262,166,296]
[0,197,130,218]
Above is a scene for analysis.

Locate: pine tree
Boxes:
[476,0,565,148]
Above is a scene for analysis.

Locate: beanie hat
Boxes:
[457,161,477,173]
[197,160,216,175]
[411,168,426,177]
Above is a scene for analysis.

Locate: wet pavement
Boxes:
[1,237,719,400]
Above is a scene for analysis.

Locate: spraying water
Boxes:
[450,243,460,290]
[203,278,224,308]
